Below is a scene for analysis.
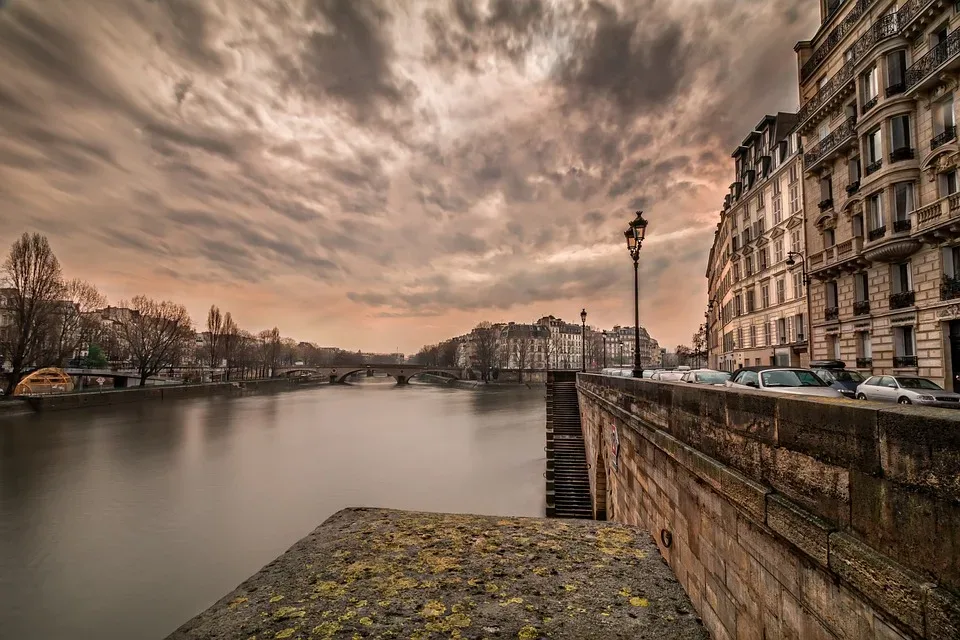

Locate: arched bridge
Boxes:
[273,364,462,385]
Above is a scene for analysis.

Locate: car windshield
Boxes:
[760,370,827,387]
[696,371,731,384]
[832,370,865,382]
[658,372,684,381]
[896,377,943,391]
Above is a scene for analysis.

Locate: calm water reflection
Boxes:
[0,382,546,639]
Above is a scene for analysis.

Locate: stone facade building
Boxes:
[795,0,960,390]
[706,113,811,372]
[601,325,661,369]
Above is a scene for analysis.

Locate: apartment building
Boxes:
[706,113,810,372]
[796,0,960,390]
[601,325,662,368]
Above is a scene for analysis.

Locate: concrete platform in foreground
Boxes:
[167,508,706,640]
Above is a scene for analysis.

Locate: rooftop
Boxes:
[167,508,706,640]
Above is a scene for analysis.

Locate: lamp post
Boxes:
[618,339,624,367]
[601,332,608,368]
[580,309,587,372]
[786,251,812,364]
[624,211,649,378]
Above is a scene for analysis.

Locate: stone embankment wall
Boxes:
[24,378,317,412]
[577,374,959,640]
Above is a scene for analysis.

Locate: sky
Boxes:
[0,0,817,354]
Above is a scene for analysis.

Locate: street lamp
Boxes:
[786,251,812,364]
[580,308,587,372]
[601,331,608,368]
[624,211,648,378]
[618,339,624,367]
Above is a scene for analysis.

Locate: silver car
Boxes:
[680,369,731,386]
[855,375,960,407]
[726,367,844,398]
[652,370,685,382]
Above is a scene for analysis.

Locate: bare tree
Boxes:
[44,279,106,367]
[438,340,459,368]
[115,296,193,386]
[692,324,707,369]
[219,312,239,379]
[513,333,531,383]
[206,305,224,368]
[257,327,281,377]
[472,322,500,382]
[1,233,65,394]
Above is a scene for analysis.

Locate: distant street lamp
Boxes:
[624,211,649,378]
[786,251,812,363]
[601,331,608,368]
[580,308,587,372]
[618,339,624,367]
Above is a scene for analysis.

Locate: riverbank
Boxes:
[3,377,323,415]
[167,508,705,640]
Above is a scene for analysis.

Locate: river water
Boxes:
[0,381,546,639]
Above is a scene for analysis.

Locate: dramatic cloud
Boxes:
[0,0,816,352]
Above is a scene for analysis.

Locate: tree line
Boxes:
[0,233,367,394]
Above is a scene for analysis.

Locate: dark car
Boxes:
[810,361,866,399]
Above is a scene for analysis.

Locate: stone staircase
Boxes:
[545,376,593,519]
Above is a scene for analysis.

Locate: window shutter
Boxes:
[944,247,955,278]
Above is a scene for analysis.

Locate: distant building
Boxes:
[600,325,661,368]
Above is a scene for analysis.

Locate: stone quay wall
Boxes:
[577,373,960,640]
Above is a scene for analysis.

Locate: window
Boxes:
[886,50,906,94]
[820,175,833,204]
[750,325,757,348]
[892,262,912,293]
[759,248,768,270]
[853,213,864,238]
[737,327,743,348]
[936,95,955,135]
[746,254,754,276]
[794,313,806,342]
[777,318,787,344]
[866,128,882,165]
[774,240,784,263]
[861,66,879,107]
[776,278,785,304]
[761,284,770,308]
[789,183,801,214]
[757,190,765,210]
[867,192,884,230]
[858,332,873,360]
[827,335,841,360]
[746,289,755,313]
[789,163,799,184]
[733,263,741,281]
[894,326,916,357]
[826,280,839,307]
[893,182,914,222]
[793,272,804,299]
[790,230,801,254]
[943,246,960,278]
[764,322,771,346]
[848,156,862,185]
[735,294,743,316]
[891,115,912,153]
[772,191,783,224]
[941,170,958,196]
[824,229,836,247]
[855,272,869,303]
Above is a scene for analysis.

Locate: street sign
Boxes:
[96,377,105,387]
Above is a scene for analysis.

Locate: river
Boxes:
[0,381,546,639]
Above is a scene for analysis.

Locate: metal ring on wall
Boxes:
[660,529,673,548]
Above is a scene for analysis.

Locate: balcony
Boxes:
[797,59,856,131]
[810,237,868,279]
[898,0,940,37]
[906,28,960,93]
[824,306,840,322]
[893,218,912,233]
[804,118,858,171]
[889,290,916,309]
[886,81,906,97]
[853,300,871,315]
[818,198,834,212]
[846,181,861,196]
[912,193,960,237]
[800,0,876,82]
[893,355,918,368]
[868,226,887,241]
[865,159,882,175]
[942,274,960,300]
[856,357,873,368]
[931,126,956,150]
[861,96,878,114]
[889,147,915,163]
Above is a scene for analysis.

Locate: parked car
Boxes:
[855,376,960,407]
[810,361,866,399]
[600,367,633,378]
[680,369,731,386]
[727,366,844,398]
[651,370,685,382]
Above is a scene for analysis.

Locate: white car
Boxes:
[855,375,960,407]
[726,367,844,398]
[651,370,685,382]
[680,369,731,386]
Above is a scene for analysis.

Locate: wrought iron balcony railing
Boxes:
[867,225,886,241]
[893,355,918,368]
[931,126,956,150]
[861,96,879,114]
[819,198,835,212]
[889,290,916,309]
[804,118,857,168]
[890,147,915,162]
[797,59,855,126]
[865,159,882,175]
[801,0,876,82]
[853,300,871,315]
[942,274,960,300]
[893,219,912,232]
[886,81,906,97]
[856,357,873,368]
[824,307,840,321]
[846,181,861,195]
[906,28,960,89]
